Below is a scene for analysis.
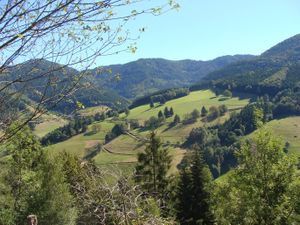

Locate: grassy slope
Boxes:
[124,90,249,122]
[248,117,300,156]
[34,113,68,138]
[77,105,110,116]
[46,121,115,157]
[45,90,250,172]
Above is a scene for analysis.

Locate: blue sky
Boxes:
[95,0,300,66]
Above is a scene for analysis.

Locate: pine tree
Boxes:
[173,114,181,125]
[158,110,164,119]
[176,168,193,225]
[135,132,172,196]
[176,150,215,225]
[190,150,215,225]
[150,98,154,108]
[164,107,170,118]
[170,107,174,116]
[201,106,208,117]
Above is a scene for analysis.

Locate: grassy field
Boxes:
[123,89,249,122]
[247,116,300,156]
[46,120,115,157]
[34,113,68,138]
[78,105,110,116]
[45,89,250,173]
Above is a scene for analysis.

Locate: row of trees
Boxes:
[41,108,121,145]
[130,88,190,109]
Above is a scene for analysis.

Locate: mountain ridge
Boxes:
[88,55,255,99]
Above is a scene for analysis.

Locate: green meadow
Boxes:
[44,89,250,172]
[124,89,249,122]
[248,116,300,156]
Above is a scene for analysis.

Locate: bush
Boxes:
[223,89,232,98]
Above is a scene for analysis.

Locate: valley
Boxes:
[42,89,250,172]
[1,17,300,223]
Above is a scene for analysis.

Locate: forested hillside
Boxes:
[201,34,300,95]
[1,59,129,113]
[89,55,254,98]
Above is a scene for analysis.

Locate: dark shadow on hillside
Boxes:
[203,116,217,123]
[218,97,229,101]
[161,123,177,133]
[83,144,102,161]
[232,91,257,102]
[133,142,146,151]
[84,131,97,136]
[143,104,163,113]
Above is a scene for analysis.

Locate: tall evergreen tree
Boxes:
[150,98,155,108]
[158,110,164,120]
[176,150,215,225]
[164,107,170,118]
[190,150,215,225]
[170,107,174,116]
[135,132,172,196]
[173,114,181,125]
[176,168,193,225]
[201,106,208,117]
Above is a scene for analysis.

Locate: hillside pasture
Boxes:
[259,117,300,156]
[77,105,110,116]
[123,89,249,122]
[34,113,68,138]
[46,121,115,157]
[45,89,250,173]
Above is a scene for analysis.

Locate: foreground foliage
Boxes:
[213,130,300,225]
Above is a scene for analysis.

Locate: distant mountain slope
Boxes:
[202,34,300,93]
[1,59,129,113]
[261,34,300,61]
[89,55,255,99]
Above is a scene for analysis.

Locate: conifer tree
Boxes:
[170,107,174,116]
[150,98,155,108]
[135,132,172,196]
[201,106,208,117]
[176,150,215,225]
[176,168,193,225]
[158,110,164,119]
[173,114,181,125]
[164,107,170,118]
[190,150,215,225]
